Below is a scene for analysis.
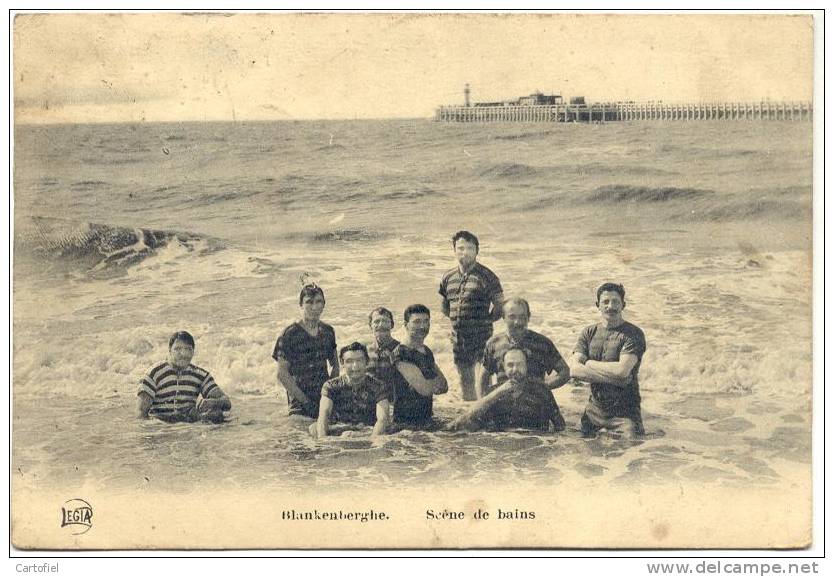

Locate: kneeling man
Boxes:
[568,283,647,438]
[314,342,392,437]
[448,347,562,432]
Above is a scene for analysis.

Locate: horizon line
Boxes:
[13,116,435,126]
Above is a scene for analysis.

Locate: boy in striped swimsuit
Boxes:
[137,331,232,423]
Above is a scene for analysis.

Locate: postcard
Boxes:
[11,12,815,549]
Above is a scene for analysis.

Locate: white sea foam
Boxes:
[12,119,812,489]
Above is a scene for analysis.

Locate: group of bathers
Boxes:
[138,231,647,438]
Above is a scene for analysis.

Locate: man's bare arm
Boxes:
[373,399,390,436]
[489,291,505,322]
[137,392,153,419]
[477,366,494,398]
[316,396,334,438]
[396,361,447,397]
[328,349,340,378]
[543,356,571,390]
[569,352,635,388]
[276,358,313,409]
[447,382,513,431]
[430,362,448,394]
[201,386,232,411]
[586,353,639,383]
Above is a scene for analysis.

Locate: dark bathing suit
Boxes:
[480,379,559,431]
[272,321,337,418]
[320,374,392,425]
[482,329,567,429]
[391,343,437,426]
[574,320,646,435]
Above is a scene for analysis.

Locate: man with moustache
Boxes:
[439,231,504,401]
[447,347,561,432]
[365,307,400,387]
[273,284,339,419]
[568,283,647,438]
[479,297,569,430]
[312,342,392,438]
[391,304,448,427]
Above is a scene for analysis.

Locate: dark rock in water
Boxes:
[15,216,223,275]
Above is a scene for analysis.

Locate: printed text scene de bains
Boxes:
[427,508,535,520]
[280,509,536,521]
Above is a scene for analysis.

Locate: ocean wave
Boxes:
[311,228,386,242]
[478,162,540,179]
[314,143,348,152]
[70,180,109,191]
[563,162,677,176]
[15,216,223,274]
[377,186,444,201]
[657,144,759,158]
[278,227,387,243]
[692,199,809,221]
[585,185,714,203]
[492,130,554,142]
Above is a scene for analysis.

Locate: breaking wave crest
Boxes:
[15,216,223,274]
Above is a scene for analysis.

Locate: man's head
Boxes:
[502,347,529,381]
[368,307,395,340]
[299,283,326,321]
[403,304,431,342]
[452,230,479,269]
[339,341,370,382]
[168,330,195,369]
[595,282,626,324]
[503,297,531,338]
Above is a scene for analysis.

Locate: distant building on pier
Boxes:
[435,85,812,123]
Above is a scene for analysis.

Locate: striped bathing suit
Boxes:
[439,261,503,364]
[138,361,220,422]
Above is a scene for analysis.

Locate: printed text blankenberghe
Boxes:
[281,509,389,522]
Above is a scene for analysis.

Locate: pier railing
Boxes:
[434,101,812,122]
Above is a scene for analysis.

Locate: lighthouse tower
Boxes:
[464,83,471,107]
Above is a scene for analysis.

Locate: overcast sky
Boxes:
[14,13,814,123]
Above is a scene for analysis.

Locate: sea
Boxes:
[12,119,813,494]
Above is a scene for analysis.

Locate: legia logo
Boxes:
[60,498,93,535]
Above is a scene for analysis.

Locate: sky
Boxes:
[13,12,815,123]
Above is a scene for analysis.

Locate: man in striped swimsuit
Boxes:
[439,231,504,401]
[137,331,232,423]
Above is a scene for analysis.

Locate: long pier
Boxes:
[435,101,813,122]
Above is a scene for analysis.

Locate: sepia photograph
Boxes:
[10,11,817,551]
